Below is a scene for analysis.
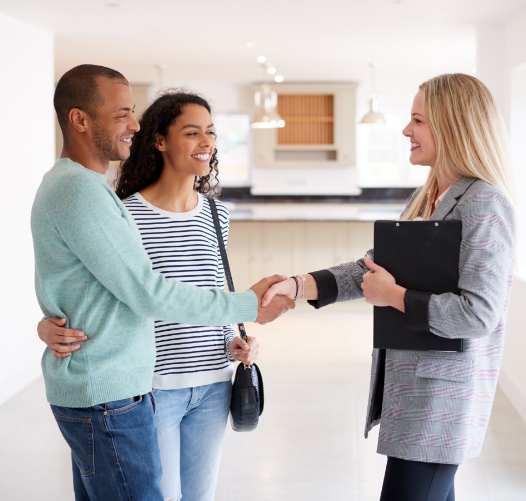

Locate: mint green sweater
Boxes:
[31,158,257,407]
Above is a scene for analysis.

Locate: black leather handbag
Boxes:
[208,197,264,432]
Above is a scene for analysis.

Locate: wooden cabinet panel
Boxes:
[252,83,356,168]
[277,94,334,145]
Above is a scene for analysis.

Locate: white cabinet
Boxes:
[228,221,373,291]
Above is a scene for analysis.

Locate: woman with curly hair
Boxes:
[39,91,258,501]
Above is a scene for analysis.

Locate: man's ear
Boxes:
[69,108,90,133]
[155,133,166,151]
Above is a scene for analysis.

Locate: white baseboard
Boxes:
[498,369,526,423]
[0,366,41,407]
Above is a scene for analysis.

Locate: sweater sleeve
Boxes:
[44,176,257,326]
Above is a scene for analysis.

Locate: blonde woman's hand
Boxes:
[362,256,406,311]
[250,275,295,324]
[261,277,296,306]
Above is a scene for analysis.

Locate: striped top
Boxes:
[123,192,237,390]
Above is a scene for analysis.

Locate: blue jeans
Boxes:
[51,392,163,501]
[154,381,231,501]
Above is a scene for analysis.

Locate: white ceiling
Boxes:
[1,0,525,86]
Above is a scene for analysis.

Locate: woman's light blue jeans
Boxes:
[154,381,232,501]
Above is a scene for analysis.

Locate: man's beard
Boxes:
[92,122,127,162]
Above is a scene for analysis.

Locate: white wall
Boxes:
[505,5,526,281]
[509,63,526,279]
[0,13,55,405]
[500,278,526,422]
[497,4,526,421]
[476,21,507,119]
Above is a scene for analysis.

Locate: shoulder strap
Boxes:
[208,197,248,341]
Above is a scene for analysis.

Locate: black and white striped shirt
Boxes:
[123,192,236,390]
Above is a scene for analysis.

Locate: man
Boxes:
[31,64,293,500]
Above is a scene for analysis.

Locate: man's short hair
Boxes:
[54,64,129,135]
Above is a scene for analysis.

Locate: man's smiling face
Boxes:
[89,77,139,163]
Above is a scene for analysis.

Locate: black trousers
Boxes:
[380,457,459,501]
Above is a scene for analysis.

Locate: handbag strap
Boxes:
[208,197,248,341]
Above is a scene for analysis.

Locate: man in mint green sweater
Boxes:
[31,64,293,500]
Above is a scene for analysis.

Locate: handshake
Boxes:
[249,256,395,325]
[249,274,302,325]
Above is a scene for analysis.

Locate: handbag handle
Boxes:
[208,197,248,342]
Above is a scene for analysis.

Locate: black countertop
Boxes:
[219,186,416,204]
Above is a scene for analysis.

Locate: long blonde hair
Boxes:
[402,73,514,221]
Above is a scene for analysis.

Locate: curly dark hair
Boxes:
[115,90,220,200]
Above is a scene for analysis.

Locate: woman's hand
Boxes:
[38,317,88,358]
[261,277,296,306]
[228,335,259,366]
[362,256,406,312]
[262,273,319,306]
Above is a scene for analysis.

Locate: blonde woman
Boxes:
[263,74,515,501]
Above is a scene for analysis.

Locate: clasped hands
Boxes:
[249,274,295,324]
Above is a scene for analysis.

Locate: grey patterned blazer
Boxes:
[328,176,515,464]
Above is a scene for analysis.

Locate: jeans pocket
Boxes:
[102,395,143,415]
[51,411,95,477]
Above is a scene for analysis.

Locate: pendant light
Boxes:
[360,63,386,124]
[251,84,285,129]
[251,58,285,129]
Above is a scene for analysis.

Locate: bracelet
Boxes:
[298,274,306,300]
[290,275,299,300]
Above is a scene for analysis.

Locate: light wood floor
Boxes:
[1,301,525,500]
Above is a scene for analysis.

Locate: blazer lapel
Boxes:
[429,176,478,221]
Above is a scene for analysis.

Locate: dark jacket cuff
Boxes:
[307,270,338,309]
[404,289,433,331]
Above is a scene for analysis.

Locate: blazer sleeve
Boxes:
[405,187,515,339]
[306,250,374,309]
[308,188,422,308]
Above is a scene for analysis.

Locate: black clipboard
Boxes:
[373,220,464,352]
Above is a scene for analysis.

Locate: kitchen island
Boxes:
[225,202,405,291]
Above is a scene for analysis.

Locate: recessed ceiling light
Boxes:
[274,75,284,83]
[256,56,266,64]
[245,42,254,48]
[266,66,276,75]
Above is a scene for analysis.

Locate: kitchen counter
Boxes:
[225,202,405,221]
